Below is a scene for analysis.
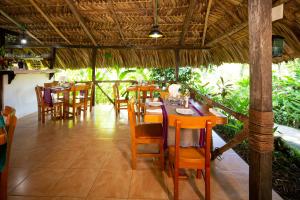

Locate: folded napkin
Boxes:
[168,84,181,98]
[147,109,162,113]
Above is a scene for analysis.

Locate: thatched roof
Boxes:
[0,0,299,68]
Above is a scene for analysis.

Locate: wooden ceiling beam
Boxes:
[179,0,197,46]
[215,0,241,23]
[0,9,43,45]
[107,1,127,45]
[201,0,213,47]
[206,22,248,47]
[4,44,210,50]
[65,0,97,46]
[28,0,71,45]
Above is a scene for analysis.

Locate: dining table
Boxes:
[45,86,71,118]
[144,98,228,148]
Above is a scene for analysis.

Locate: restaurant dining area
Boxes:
[0,0,300,200]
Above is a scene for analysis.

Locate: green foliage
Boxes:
[149,67,192,85]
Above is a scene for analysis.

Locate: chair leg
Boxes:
[205,167,211,200]
[131,143,137,170]
[41,108,45,123]
[89,101,92,112]
[168,161,172,177]
[174,166,179,200]
[160,143,164,170]
[37,107,41,121]
[196,169,202,179]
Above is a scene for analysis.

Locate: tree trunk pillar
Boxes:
[248,0,273,200]
[91,48,97,107]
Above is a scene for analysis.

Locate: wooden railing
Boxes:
[76,80,137,104]
[190,88,249,160]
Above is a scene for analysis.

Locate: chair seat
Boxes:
[135,123,163,138]
[116,97,128,102]
[52,99,64,104]
[169,146,206,167]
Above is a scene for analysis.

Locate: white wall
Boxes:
[3,74,53,118]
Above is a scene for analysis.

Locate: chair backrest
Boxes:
[127,98,137,139]
[137,86,155,104]
[34,86,44,106]
[0,106,17,199]
[71,84,89,104]
[113,83,120,100]
[2,106,16,129]
[44,81,59,88]
[169,115,215,168]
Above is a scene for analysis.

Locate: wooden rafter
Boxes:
[28,0,71,45]
[206,22,247,47]
[179,0,197,46]
[64,0,97,46]
[107,0,127,45]
[0,9,43,45]
[215,1,241,23]
[201,0,213,47]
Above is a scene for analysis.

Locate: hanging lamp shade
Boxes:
[148,25,163,38]
[20,31,27,45]
[272,35,284,57]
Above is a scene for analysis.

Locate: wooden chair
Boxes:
[168,115,215,200]
[0,106,17,200]
[128,98,164,170]
[65,84,89,119]
[113,83,128,114]
[136,86,156,119]
[44,81,63,101]
[35,86,64,123]
[44,81,59,88]
[76,82,93,112]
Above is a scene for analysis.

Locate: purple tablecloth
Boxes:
[189,100,206,147]
[43,88,53,106]
[159,98,168,149]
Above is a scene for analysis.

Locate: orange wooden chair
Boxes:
[0,106,17,200]
[65,84,89,119]
[35,86,64,123]
[136,85,156,119]
[44,81,59,88]
[168,115,216,200]
[44,81,66,102]
[128,98,164,170]
[76,82,93,112]
[113,83,128,114]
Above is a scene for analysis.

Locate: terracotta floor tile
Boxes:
[87,169,132,199]
[69,150,110,169]
[10,168,66,196]
[129,170,169,199]
[49,169,99,197]
[8,168,32,192]
[8,105,282,200]
[101,152,131,171]
[8,196,52,200]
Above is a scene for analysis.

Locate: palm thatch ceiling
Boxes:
[0,0,299,68]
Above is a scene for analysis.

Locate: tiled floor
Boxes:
[7,105,282,200]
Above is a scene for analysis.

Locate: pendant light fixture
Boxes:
[148,0,163,38]
[20,31,27,45]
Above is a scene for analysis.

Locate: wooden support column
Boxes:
[49,47,56,80]
[91,48,97,106]
[0,30,5,111]
[248,1,273,200]
[175,49,179,82]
